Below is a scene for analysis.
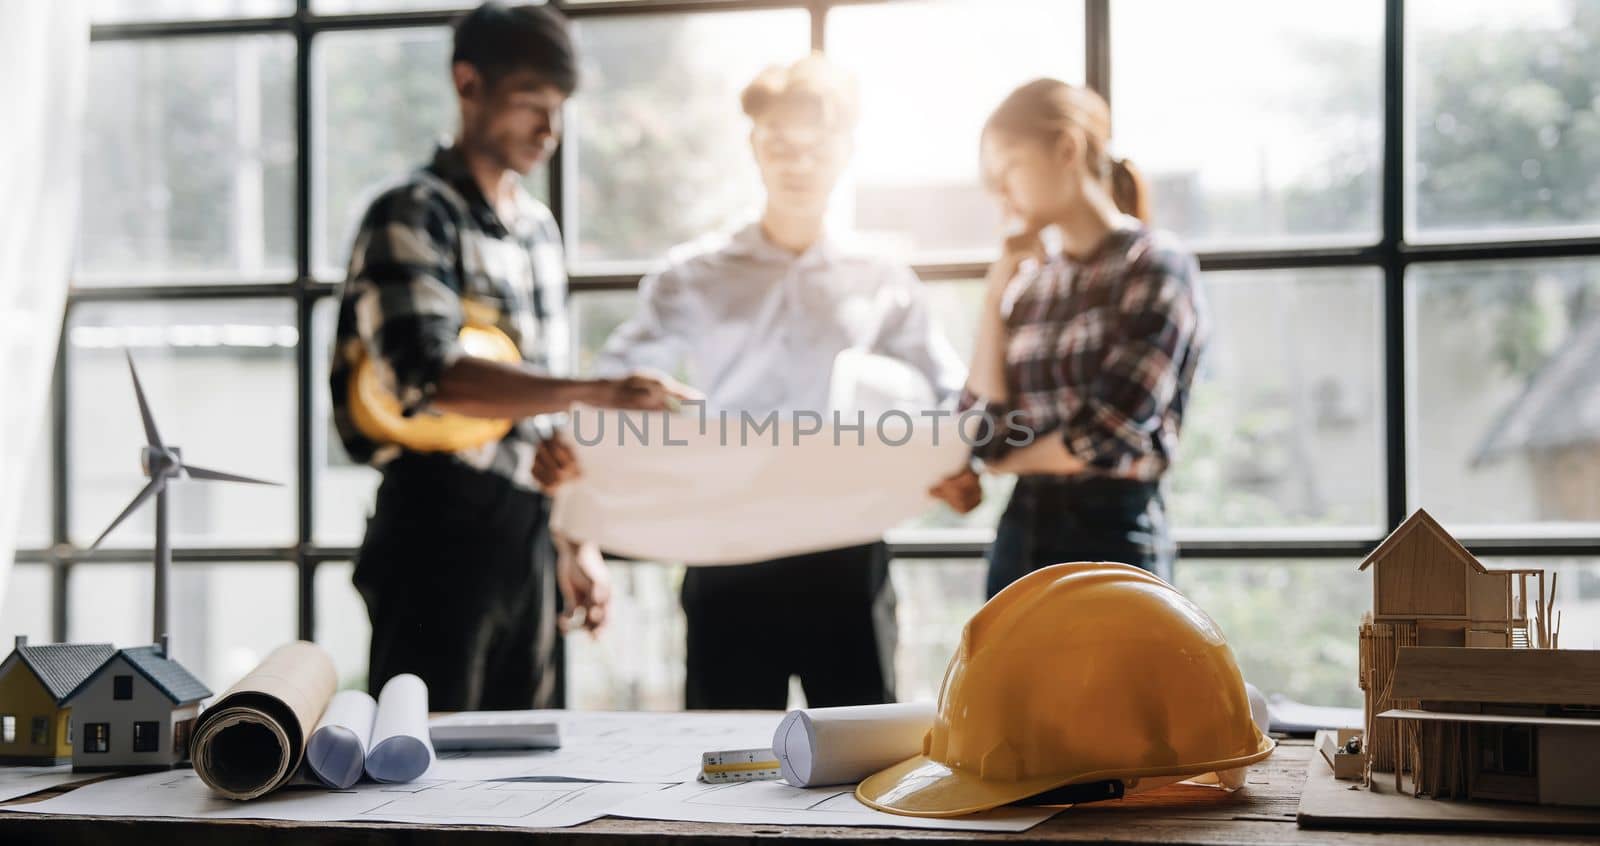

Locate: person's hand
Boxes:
[602,371,702,412]
[533,431,581,492]
[555,535,611,636]
[990,224,1047,290]
[929,466,983,514]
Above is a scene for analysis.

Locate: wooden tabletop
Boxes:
[0,741,1587,845]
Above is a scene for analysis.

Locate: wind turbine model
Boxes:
[89,351,281,648]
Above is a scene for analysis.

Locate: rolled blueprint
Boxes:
[192,640,338,800]
[305,689,378,789]
[365,673,435,783]
[774,702,937,788]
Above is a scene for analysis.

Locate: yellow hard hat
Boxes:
[856,561,1273,817]
[348,322,521,453]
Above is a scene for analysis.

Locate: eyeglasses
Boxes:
[753,124,842,160]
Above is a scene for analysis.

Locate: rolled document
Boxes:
[192,641,338,800]
[365,673,435,783]
[774,702,937,788]
[305,690,377,789]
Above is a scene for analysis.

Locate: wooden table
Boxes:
[0,741,1587,845]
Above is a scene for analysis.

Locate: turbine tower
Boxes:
[89,351,281,650]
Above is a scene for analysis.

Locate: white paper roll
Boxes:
[364,674,435,784]
[306,689,377,788]
[773,702,936,788]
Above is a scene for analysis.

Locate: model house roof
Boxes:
[1391,646,1600,706]
[65,645,211,706]
[4,642,118,704]
[1357,508,1486,574]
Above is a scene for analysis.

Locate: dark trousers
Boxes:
[354,453,562,711]
[681,542,897,710]
[986,476,1173,599]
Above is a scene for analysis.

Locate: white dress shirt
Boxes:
[595,223,966,413]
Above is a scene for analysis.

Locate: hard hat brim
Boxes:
[854,733,1276,818]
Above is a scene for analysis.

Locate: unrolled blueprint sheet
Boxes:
[610,779,1061,832]
[3,769,664,829]
[550,408,970,564]
[0,765,96,802]
[427,710,782,784]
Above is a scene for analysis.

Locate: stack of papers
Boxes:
[0,710,1062,832]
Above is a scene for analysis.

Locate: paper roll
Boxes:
[365,673,434,783]
[306,689,377,789]
[773,702,936,788]
[192,641,338,800]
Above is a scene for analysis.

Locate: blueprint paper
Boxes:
[192,640,338,800]
[306,690,376,789]
[2,769,665,829]
[0,765,99,803]
[425,710,782,784]
[550,408,970,564]
[609,779,1060,832]
[774,703,935,788]
[365,674,433,783]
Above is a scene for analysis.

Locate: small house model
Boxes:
[1377,646,1599,807]
[0,637,116,765]
[64,637,210,771]
[1351,508,1584,810]
[1355,509,1551,775]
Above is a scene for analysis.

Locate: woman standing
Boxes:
[930,78,1208,598]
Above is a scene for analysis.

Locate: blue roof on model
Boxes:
[64,645,212,705]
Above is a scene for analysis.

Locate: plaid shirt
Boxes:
[329,144,569,489]
[964,222,1207,481]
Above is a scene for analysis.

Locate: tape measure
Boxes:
[700,747,783,783]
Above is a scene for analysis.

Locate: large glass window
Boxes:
[1408,0,1600,241]
[828,0,1085,260]
[68,300,298,548]
[0,565,51,645]
[567,9,810,270]
[80,35,295,283]
[91,0,294,24]
[1170,268,1386,535]
[68,562,297,692]
[1408,258,1600,533]
[1175,560,1368,708]
[1113,0,1383,249]
[313,27,456,277]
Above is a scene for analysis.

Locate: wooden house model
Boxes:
[1376,646,1599,807]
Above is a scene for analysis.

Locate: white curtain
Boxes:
[0,2,89,608]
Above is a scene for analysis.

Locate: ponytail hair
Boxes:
[984,78,1152,224]
[1109,156,1150,223]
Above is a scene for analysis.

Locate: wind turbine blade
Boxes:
[126,351,165,450]
[89,478,164,550]
[181,464,282,486]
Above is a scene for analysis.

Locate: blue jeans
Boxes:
[986,476,1173,599]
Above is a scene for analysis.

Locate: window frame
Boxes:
[84,722,110,754]
[13,0,1599,703]
[132,720,162,753]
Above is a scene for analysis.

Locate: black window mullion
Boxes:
[294,0,317,642]
[1085,0,1109,102]
[50,319,70,642]
[1381,0,1407,533]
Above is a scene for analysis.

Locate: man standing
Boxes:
[558,55,964,710]
[330,2,688,710]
